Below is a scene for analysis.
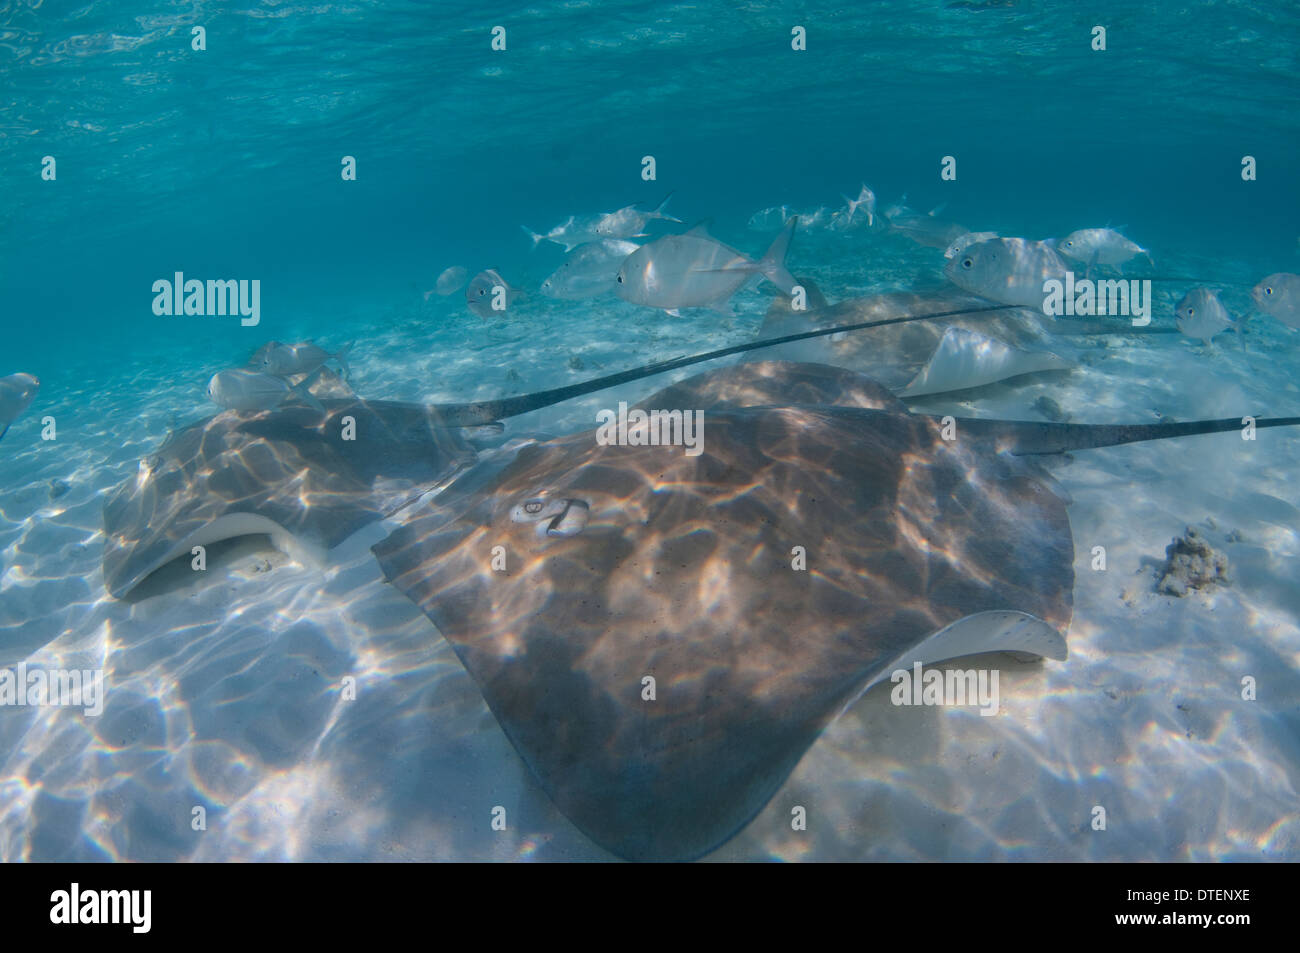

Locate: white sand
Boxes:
[2,229,1297,861]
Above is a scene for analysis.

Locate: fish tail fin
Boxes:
[842,189,869,225]
[291,368,327,413]
[521,225,543,248]
[334,341,355,379]
[757,219,798,294]
[653,191,681,222]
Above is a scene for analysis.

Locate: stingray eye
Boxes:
[522,499,545,515]
[616,274,623,283]
[961,257,973,269]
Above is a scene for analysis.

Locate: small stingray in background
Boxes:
[753,281,1070,397]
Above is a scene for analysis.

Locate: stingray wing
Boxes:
[103,400,477,599]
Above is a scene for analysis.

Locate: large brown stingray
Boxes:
[371,361,1077,861]
[374,359,1300,860]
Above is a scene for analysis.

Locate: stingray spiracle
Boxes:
[510,496,591,538]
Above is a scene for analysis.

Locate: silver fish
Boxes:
[425,265,468,300]
[252,340,352,379]
[466,269,524,318]
[1175,287,1234,343]
[791,206,832,229]
[0,372,39,441]
[1058,228,1152,268]
[207,368,324,412]
[615,221,797,316]
[1251,273,1300,329]
[593,194,680,239]
[522,215,605,252]
[944,230,999,259]
[541,240,640,300]
[884,201,970,249]
[747,205,790,231]
[841,184,876,227]
[752,206,830,230]
[945,237,1068,309]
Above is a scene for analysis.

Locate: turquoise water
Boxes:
[1,2,1299,861]
[4,0,1298,379]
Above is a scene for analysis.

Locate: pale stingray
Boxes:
[899,326,1070,397]
[372,362,1076,861]
[753,284,1067,396]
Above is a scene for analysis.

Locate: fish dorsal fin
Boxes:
[685,219,713,237]
[841,610,1067,719]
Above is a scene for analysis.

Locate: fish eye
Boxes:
[961,257,973,269]
[1187,308,1195,316]
[1264,287,1273,295]
[617,274,623,283]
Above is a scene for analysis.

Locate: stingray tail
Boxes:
[946,415,1300,456]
